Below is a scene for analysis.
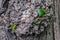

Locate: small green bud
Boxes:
[11,23,16,30]
[37,8,46,16]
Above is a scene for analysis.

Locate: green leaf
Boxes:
[34,20,39,26]
[11,23,16,30]
[37,8,46,16]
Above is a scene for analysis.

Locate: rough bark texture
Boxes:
[0,0,58,40]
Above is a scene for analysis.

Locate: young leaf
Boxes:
[11,23,16,30]
[37,8,46,16]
